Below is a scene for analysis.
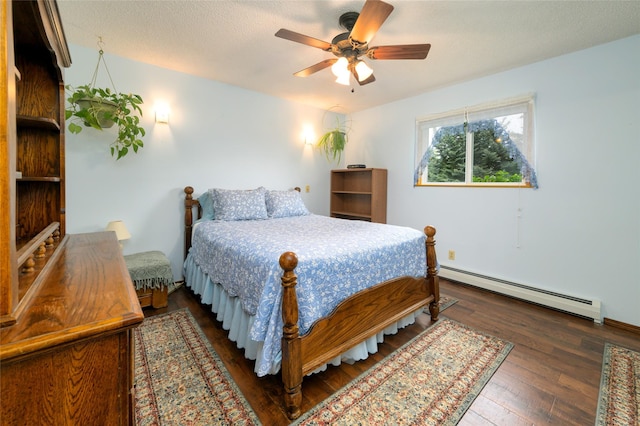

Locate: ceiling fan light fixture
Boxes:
[355,60,373,81]
[331,57,349,77]
[335,72,351,85]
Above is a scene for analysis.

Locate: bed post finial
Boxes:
[279,251,303,420]
[425,225,435,239]
[279,251,298,272]
[424,225,440,321]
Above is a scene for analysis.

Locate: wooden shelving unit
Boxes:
[1,0,70,326]
[330,168,388,223]
[1,2,144,424]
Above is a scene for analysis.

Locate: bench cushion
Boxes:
[124,250,173,290]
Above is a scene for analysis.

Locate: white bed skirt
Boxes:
[184,253,422,376]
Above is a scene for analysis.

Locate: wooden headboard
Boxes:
[184,186,201,259]
[183,186,301,260]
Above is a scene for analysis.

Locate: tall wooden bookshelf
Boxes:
[330,168,387,223]
[1,0,71,326]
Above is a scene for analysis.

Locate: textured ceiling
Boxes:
[57,0,640,113]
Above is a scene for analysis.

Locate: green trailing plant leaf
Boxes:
[317,118,348,164]
[65,84,146,160]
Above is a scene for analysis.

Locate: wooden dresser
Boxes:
[0,232,144,425]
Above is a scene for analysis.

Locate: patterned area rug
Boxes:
[596,343,640,425]
[134,309,259,426]
[437,294,458,312]
[134,297,460,425]
[294,318,513,426]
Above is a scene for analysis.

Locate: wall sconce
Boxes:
[105,220,131,249]
[155,103,170,124]
[301,125,316,146]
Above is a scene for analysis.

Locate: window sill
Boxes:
[415,182,533,188]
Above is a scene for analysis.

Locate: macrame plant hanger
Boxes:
[66,37,146,160]
[89,37,118,94]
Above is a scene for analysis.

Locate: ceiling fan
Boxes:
[275,0,431,86]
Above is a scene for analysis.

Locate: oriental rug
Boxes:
[436,294,457,312]
[595,343,640,426]
[133,309,259,426]
[134,298,461,425]
[294,318,513,426]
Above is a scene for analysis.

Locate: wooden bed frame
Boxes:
[183,186,440,420]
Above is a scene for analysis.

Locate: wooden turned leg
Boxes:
[280,252,302,420]
[429,300,440,322]
[424,226,440,322]
[284,384,302,420]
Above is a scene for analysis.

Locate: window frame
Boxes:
[414,95,537,188]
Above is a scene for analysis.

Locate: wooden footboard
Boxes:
[280,226,440,420]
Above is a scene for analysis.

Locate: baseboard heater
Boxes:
[439,266,602,323]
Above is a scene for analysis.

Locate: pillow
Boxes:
[212,187,268,221]
[266,189,310,218]
[198,191,215,221]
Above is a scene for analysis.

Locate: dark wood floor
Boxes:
[145,279,640,425]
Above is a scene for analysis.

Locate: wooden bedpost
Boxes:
[425,226,440,321]
[184,186,195,260]
[280,251,302,420]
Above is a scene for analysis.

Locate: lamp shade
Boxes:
[155,103,170,124]
[331,57,349,77]
[355,60,373,81]
[105,220,131,241]
[335,73,351,86]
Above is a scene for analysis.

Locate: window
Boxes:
[414,95,538,188]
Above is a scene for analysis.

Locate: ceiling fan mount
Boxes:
[275,0,431,86]
[331,12,368,59]
[338,11,360,32]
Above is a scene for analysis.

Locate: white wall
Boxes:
[65,44,338,282]
[66,37,639,326]
[347,35,640,326]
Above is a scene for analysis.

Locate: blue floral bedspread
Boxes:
[190,214,426,374]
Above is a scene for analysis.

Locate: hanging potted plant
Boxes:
[65,43,146,160]
[317,108,351,164]
[317,119,348,164]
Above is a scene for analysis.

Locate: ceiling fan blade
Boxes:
[368,44,431,60]
[349,0,394,46]
[293,59,337,77]
[275,29,332,51]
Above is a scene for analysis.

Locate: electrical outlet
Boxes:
[448,250,456,261]
[305,185,310,193]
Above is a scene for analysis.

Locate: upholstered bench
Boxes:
[124,250,172,309]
